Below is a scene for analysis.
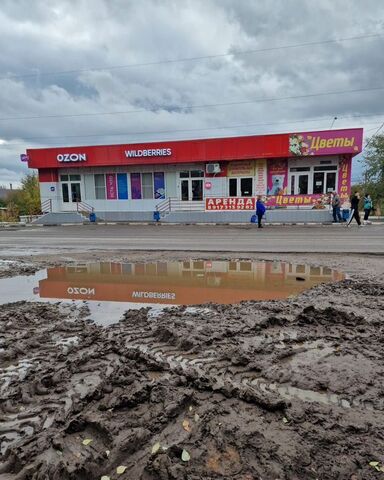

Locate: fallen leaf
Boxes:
[101,476,111,480]
[181,449,191,462]
[369,461,379,467]
[55,450,63,456]
[151,442,161,454]
[116,465,127,474]
[194,413,200,422]
[189,406,193,412]
[283,417,289,424]
[105,450,110,457]
[82,438,93,446]
[380,466,384,472]
[182,419,191,432]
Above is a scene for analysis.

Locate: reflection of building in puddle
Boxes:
[37,261,344,306]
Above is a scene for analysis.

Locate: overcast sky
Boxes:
[0,0,383,187]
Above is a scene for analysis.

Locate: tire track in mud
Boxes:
[120,310,377,416]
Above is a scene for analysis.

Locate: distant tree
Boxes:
[8,173,41,216]
[360,133,384,215]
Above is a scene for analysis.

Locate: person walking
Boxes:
[347,191,362,227]
[332,191,343,223]
[256,196,266,229]
[363,193,373,224]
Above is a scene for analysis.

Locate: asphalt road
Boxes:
[0,224,383,255]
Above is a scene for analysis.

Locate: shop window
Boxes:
[94,174,106,199]
[240,178,253,196]
[289,167,310,172]
[314,166,337,171]
[326,172,336,193]
[62,183,69,203]
[191,170,204,178]
[193,261,204,270]
[229,177,253,197]
[142,173,153,199]
[229,178,237,197]
[60,174,69,181]
[240,262,252,271]
[180,171,189,178]
[70,174,81,181]
[313,172,324,194]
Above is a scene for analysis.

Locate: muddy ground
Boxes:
[0,252,384,480]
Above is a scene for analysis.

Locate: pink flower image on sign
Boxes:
[289,129,363,156]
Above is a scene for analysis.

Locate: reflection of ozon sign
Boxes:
[67,287,95,295]
[57,153,87,162]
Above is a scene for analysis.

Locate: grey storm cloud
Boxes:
[0,0,383,185]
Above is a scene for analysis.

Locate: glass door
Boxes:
[289,174,309,194]
[179,170,204,201]
[60,174,82,210]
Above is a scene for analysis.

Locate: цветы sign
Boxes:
[289,129,362,156]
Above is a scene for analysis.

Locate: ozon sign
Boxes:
[57,153,87,163]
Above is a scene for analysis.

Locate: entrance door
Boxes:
[179,170,204,201]
[228,177,253,197]
[289,173,309,194]
[60,174,82,210]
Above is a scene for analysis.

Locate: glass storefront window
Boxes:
[142,173,153,199]
[229,178,237,197]
[240,178,253,196]
[298,175,309,194]
[60,175,69,181]
[94,174,106,199]
[313,172,325,194]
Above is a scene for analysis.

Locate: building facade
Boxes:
[26,128,363,222]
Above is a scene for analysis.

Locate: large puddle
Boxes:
[0,260,344,325]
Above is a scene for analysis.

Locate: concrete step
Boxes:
[32,212,89,225]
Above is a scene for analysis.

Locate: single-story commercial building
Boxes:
[25,128,363,223]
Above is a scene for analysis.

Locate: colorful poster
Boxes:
[255,159,267,195]
[227,160,255,177]
[117,173,128,200]
[289,129,363,156]
[265,193,331,208]
[337,155,352,205]
[106,173,117,200]
[154,172,165,199]
[206,197,255,211]
[130,173,142,199]
[267,159,288,195]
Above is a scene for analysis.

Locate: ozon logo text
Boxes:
[67,287,95,295]
[57,153,87,162]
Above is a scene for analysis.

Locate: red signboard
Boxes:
[206,197,255,210]
[206,194,331,210]
[26,128,363,171]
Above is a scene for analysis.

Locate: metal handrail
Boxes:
[76,201,94,213]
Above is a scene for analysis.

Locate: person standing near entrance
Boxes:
[363,193,373,224]
[256,196,266,229]
[347,191,362,227]
[331,191,343,223]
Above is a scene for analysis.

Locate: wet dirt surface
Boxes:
[0,252,384,479]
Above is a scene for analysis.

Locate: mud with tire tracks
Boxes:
[0,253,384,479]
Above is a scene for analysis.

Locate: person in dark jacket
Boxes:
[347,192,362,226]
[256,196,266,229]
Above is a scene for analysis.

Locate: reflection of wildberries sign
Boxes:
[289,130,363,156]
[206,198,255,210]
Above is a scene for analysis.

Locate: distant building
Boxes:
[0,187,14,201]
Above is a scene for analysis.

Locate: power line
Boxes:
[1,118,382,151]
[0,85,383,122]
[362,121,384,152]
[1,112,384,146]
[0,32,382,81]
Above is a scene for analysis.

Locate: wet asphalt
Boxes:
[0,223,383,255]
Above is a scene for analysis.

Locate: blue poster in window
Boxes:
[117,173,128,199]
[154,172,165,199]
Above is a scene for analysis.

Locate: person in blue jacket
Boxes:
[256,196,266,229]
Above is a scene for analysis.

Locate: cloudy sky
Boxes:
[0,0,383,187]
